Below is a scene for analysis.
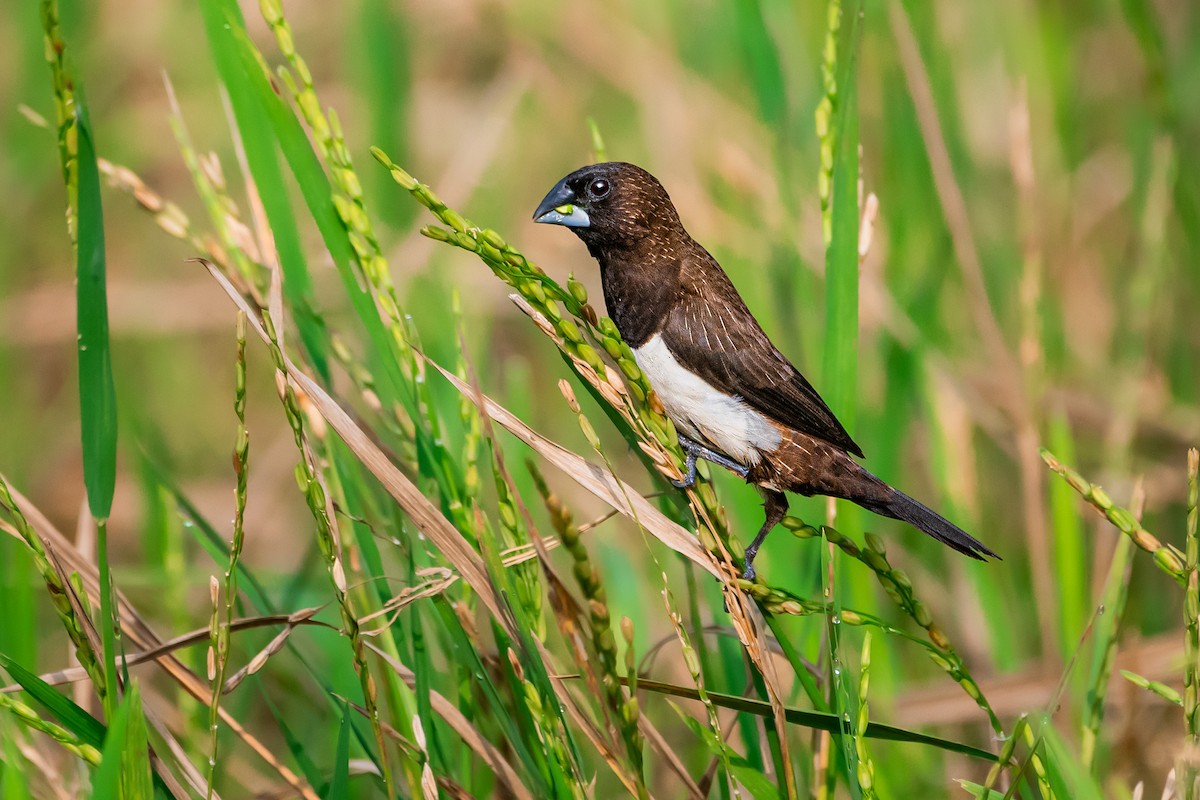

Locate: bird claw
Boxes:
[671,452,697,488]
[741,546,760,582]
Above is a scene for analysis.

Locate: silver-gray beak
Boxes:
[532,179,590,228]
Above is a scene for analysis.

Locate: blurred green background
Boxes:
[2,0,1199,796]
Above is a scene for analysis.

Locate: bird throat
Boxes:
[595,249,680,347]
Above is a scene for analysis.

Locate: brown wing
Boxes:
[660,255,864,458]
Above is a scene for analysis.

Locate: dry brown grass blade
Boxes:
[356,568,457,634]
[200,259,513,627]
[1,610,328,695]
[3,483,320,800]
[419,349,720,580]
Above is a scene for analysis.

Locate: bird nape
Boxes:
[534,161,998,580]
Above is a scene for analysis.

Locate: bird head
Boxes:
[532,162,681,250]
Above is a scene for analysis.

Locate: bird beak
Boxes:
[532,179,590,228]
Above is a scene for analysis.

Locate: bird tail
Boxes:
[859,483,999,561]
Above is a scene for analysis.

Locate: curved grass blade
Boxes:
[634,676,998,763]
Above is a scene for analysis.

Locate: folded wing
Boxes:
[660,254,864,458]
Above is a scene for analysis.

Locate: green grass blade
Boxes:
[119,682,153,799]
[91,681,151,800]
[957,781,1007,800]
[676,706,781,800]
[1046,412,1087,663]
[1041,723,1103,800]
[197,0,330,382]
[325,700,352,800]
[42,0,120,719]
[0,538,37,669]
[221,21,411,413]
[432,598,551,795]
[72,68,118,526]
[633,676,998,762]
[0,652,105,749]
[819,0,862,425]
[1081,535,1135,768]
[358,0,412,229]
[818,1,866,793]
[733,0,788,134]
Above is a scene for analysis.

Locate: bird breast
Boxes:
[632,334,782,466]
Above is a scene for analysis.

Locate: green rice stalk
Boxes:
[528,458,645,783]
[206,311,251,797]
[508,649,588,800]
[983,714,1026,793]
[855,631,877,799]
[258,0,426,399]
[454,291,483,502]
[662,585,736,797]
[0,477,106,708]
[1120,669,1182,707]
[0,691,101,766]
[782,517,1001,733]
[548,382,653,794]
[815,0,841,249]
[491,457,545,639]
[1041,449,1185,583]
[620,616,641,763]
[818,0,867,789]
[260,308,395,796]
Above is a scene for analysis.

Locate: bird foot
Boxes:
[741,543,761,582]
[672,435,749,488]
[670,447,698,489]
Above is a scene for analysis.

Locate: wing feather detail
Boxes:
[659,254,864,458]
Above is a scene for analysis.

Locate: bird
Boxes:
[532,161,998,580]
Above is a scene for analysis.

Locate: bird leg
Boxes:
[671,434,750,489]
[742,490,788,581]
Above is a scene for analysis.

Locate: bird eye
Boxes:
[589,178,610,198]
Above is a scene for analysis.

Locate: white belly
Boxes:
[632,334,781,466]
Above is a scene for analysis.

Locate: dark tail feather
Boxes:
[865,487,999,561]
